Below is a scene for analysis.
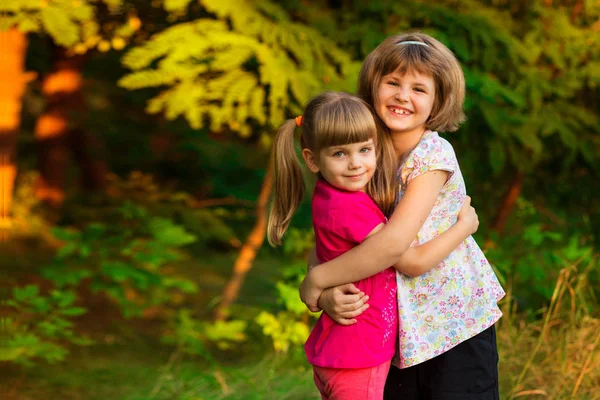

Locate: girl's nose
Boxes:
[348,156,362,169]
[395,88,409,102]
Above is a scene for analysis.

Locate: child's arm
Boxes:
[314,197,476,321]
[307,247,319,271]
[307,246,370,322]
[310,220,386,318]
[365,197,477,277]
[301,169,449,311]
[392,196,477,277]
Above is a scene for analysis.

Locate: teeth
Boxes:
[391,108,411,115]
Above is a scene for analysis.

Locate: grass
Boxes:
[2,342,169,400]
[3,239,600,400]
[3,341,319,400]
[497,264,600,400]
[137,355,319,400]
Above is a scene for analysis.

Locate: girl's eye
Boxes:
[387,81,399,87]
[360,147,372,153]
[414,87,426,93]
[333,151,345,157]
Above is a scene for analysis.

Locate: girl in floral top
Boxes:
[301,33,506,399]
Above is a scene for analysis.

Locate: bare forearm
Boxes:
[307,246,319,272]
[394,221,471,277]
[308,226,411,289]
[306,171,448,290]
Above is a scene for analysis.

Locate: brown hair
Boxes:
[357,32,466,132]
[267,92,397,246]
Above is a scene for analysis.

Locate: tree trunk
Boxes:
[35,48,77,205]
[0,29,33,230]
[35,47,107,206]
[68,127,108,193]
[571,0,583,23]
[484,170,525,250]
[214,162,274,321]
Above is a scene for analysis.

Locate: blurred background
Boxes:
[1,1,599,399]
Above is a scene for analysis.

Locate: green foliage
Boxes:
[0,0,140,53]
[161,229,316,358]
[104,171,242,248]
[140,355,318,400]
[10,172,51,237]
[161,309,247,366]
[486,197,597,310]
[181,209,239,246]
[283,0,600,174]
[1,0,99,45]
[256,229,317,353]
[119,0,360,137]
[3,284,92,367]
[44,202,198,317]
[203,319,247,349]
[255,311,310,353]
[163,0,194,14]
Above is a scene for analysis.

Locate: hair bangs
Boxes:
[313,98,378,150]
[380,43,437,79]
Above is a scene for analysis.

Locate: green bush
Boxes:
[256,229,318,353]
[486,198,597,313]
[3,285,92,366]
[43,202,198,318]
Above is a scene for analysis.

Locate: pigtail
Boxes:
[267,119,305,246]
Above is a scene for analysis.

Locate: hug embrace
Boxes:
[267,32,505,400]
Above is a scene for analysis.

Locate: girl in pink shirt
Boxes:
[267,91,479,400]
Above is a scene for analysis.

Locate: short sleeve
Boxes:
[329,195,385,245]
[400,132,458,185]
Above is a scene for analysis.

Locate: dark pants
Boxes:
[383,325,499,400]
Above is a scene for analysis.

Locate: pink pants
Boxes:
[313,361,391,400]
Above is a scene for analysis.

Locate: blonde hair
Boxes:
[358,32,466,132]
[267,92,397,246]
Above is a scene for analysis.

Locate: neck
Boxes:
[391,129,427,163]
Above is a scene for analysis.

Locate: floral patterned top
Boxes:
[393,131,505,369]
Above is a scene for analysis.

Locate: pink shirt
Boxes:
[305,180,397,369]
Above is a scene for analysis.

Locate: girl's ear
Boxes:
[301,149,320,173]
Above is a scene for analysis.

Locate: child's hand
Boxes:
[457,196,479,234]
[300,273,324,312]
[318,284,370,325]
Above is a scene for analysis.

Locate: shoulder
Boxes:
[330,192,385,244]
[333,191,385,229]
[312,186,384,245]
[401,131,459,184]
[412,131,456,161]
[335,191,380,216]
[350,191,383,216]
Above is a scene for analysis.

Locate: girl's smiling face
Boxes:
[376,69,436,138]
[302,139,377,193]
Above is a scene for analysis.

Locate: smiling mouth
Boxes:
[388,107,413,116]
[345,172,365,179]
